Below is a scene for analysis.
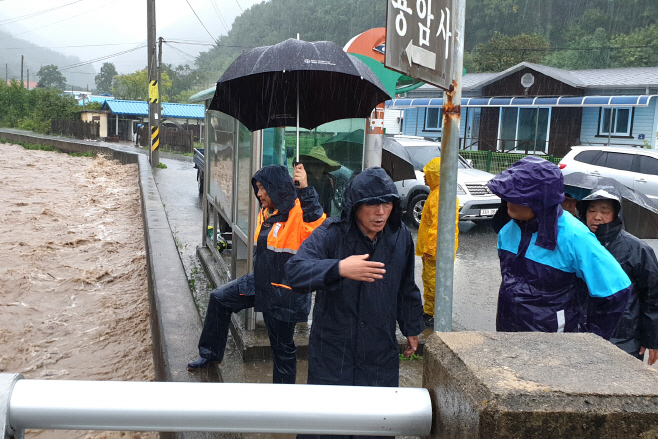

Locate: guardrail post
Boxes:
[1,374,23,439]
[486,150,492,173]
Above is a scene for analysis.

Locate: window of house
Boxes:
[599,107,632,136]
[497,107,551,154]
[424,108,442,131]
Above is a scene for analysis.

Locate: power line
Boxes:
[209,0,230,35]
[166,39,254,48]
[58,45,146,71]
[184,0,217,43]
[164,42,197,61]
[470,45,658,53]
[11,2,111,37]
[233,0,264,42]
[0,0,85,26]
[1,42,143,50]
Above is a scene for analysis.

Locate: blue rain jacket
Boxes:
[285,167,424,387]
[487,157,631,339]
[250,165,325,323]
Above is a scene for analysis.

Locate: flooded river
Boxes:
[0,142,155,439]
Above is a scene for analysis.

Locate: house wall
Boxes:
[81,112,108,138]
[401,107,467,140]
[580,100,656,148]
[548,107,582,157]
[384,109,402,135]
[482,67,583,97]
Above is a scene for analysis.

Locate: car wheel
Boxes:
[197,169,204,195]
[407,193,427,228]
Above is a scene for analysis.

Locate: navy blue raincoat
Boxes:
[487,157,631,339]
[285,167,424,387]
[250,165,325,322]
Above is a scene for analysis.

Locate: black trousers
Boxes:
[198,273,298,384]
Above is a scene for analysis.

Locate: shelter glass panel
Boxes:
[288,118,366,217]
[235,124,253,234]
[262,128,288,167]
[207,111,235,221]
[499,108,517,151]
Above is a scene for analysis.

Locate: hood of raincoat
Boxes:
[251,164,296,214]
[576,185,622,218]
[423,157,441,190]
[486,156,564,251]
[342,167,402,229]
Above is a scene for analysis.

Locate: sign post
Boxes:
[385,0,465,332]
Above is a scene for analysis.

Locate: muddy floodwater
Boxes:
[0,143,156,439]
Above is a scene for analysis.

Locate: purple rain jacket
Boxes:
[487,157,631,340]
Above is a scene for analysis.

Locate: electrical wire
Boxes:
[2,42,143,50]
[58,45,146,71]
[0,0,85,26]
[10,2,112,37]
[470,45,658,53]
[209,0,230,35]
[164,42,197,61]
[184,0,217,43]
[233,0,264,42]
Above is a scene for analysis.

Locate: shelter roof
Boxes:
[102,100,204,119]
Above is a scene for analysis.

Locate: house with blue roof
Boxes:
[389,62,658,157]
[100,99,205,142]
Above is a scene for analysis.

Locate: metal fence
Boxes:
[51,119,100,140]
[460,150,561,174]
[0,374,432,437]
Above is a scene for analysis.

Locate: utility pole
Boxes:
[27,69,29,90]
[20,56,24,87]
[434,0,466,332]
[5,64,7,83]
[147,0,160,167]
[158,36,163,153]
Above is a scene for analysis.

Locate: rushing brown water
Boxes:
[0,143,156,439]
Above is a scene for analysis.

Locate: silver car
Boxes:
[391,136,501,228]
[560,145,658,203]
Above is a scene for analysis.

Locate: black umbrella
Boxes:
[381,137,416,182]
[563,172,658,239]
[208,38,390,161]
[321,129,365,172]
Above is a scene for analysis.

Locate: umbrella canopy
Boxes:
[563,172,658,239]
[208,38,391,133]
[381,137,416,182]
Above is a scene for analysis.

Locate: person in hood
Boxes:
[285,168,424,436]
[187,164,325,383]
[577,186,658,364]
[487,156,631,339]
[415,157,459,327]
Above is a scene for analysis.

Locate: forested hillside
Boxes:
[165,0,658,100]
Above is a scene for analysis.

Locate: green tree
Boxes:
[609,24,658,68]
[470,32,550,72]
[163,63,204,102]
[95,62,118,94]
[36,65,67,90]
[545,28,612,70]
[112,68,172,101]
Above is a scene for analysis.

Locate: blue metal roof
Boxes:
[79,96,114,106]
[102,99,205,119]
[387,95,658,109]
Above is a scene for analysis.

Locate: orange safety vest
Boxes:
[254,198,326,256]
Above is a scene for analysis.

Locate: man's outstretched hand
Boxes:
[338,254,385,282]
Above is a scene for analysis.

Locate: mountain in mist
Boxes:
[0,29,96,89]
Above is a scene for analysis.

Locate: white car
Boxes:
[559,145,658,202]
[390,136,501,227]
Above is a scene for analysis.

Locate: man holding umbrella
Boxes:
[187,164,325,383]
[299,146,342,216]
[577,186,658,365]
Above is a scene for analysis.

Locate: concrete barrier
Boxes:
[423,331,658,438]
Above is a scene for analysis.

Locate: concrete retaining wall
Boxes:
[423,331,658,438]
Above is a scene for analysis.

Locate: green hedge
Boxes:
[460,150,562,174]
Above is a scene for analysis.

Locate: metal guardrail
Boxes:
[1,374,432,438]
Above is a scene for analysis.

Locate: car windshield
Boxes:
[403,145,469,171]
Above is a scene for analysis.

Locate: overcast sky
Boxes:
[0,0,264,74]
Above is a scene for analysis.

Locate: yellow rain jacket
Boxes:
[415,157,459,259]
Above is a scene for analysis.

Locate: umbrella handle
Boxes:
[293,160,301,186]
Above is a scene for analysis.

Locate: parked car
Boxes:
[559,145,658,202]
[391,136,501,228]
